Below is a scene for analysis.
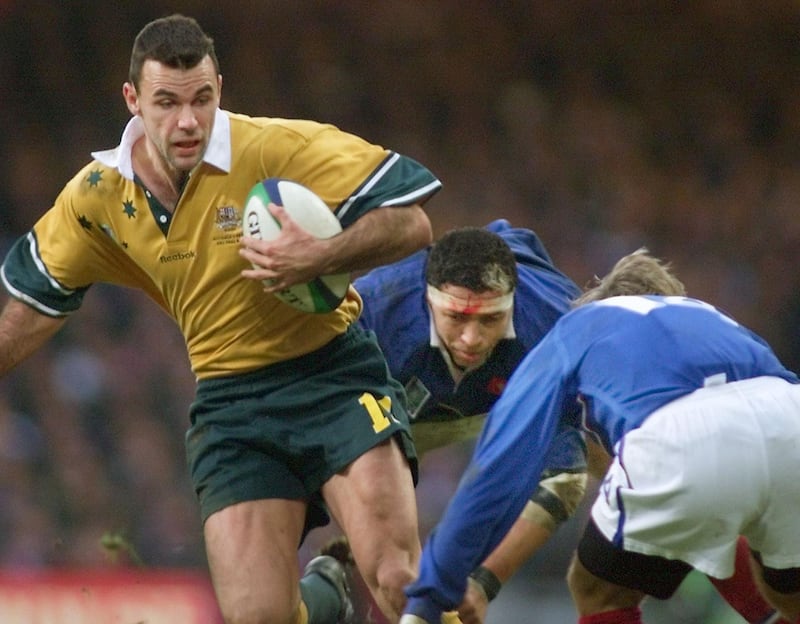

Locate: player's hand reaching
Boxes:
[239,202,332,291]
[456,578,489,624]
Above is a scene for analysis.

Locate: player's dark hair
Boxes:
[426,227,518,294]
[574,247,686,306]
[129,14,219,89]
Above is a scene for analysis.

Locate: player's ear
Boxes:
[123,82,140,116]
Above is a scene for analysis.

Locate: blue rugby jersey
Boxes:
[403,295,799,622]
[355,219,581,423]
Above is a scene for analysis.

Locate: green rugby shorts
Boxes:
[185,324,418,537]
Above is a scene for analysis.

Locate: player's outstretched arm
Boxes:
[458,515,552,624]
[457,470,588,624]
[0,298,66,375]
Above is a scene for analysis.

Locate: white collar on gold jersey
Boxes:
[91,108,232,180]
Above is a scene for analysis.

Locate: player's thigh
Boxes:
[204,498,307,620]
[573,516,692,601]
[756,583,800,621]
[323,436,420,573]
[567,548,646,615]
[752,552,800,621]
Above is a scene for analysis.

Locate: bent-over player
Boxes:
[356,220,586,623]
[400,250,800,624]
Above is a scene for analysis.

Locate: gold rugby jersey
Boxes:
[1,110,442,379]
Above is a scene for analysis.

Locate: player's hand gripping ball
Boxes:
[243,178,350,313]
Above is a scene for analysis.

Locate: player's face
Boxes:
[124,56,221,174]
[428,284,512,370]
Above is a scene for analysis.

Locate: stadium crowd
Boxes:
[1,2,799,621]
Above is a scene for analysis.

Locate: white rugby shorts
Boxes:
[591,376,800,579]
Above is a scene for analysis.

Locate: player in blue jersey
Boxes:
[400,250,800,624]
[355,220,588,623]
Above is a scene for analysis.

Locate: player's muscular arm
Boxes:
[0,298,66,375]
[321,204,432,274]
[241,204,432,288]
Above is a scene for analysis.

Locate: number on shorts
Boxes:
[359,392,393,433]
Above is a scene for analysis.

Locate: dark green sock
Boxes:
[300,570,341,624]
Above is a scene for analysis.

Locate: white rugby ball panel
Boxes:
[243,178,350,314]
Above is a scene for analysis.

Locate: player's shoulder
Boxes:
[60,159,130,208]
[485,218,538,243]
[355,250,430,337]
[227,111,338,140]
[556,299,649,338]
[485,220,562,269]
[354,247,429,297]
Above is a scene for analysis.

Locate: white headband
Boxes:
[426,284,514,314]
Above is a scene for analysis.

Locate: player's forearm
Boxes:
[471,470,588,594]
[0,297,65,375]
[454,474,586,622]
[460,515,552,620]
[477,509,554,584]
[324,205,432,274]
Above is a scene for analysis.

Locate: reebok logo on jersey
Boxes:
[159,251,196,263]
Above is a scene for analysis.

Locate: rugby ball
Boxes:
[243,178,350,313]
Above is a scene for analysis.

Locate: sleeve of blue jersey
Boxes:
[405,334,574,612]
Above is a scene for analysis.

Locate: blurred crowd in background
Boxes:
[2,2,800,621]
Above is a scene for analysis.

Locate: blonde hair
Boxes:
[573,248,686,307]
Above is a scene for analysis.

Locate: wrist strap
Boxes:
[469,565,502,602]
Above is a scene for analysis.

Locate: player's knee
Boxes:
[758,585,800,622]
[566,552,589,598]
[566,553,610,612]
[752,556,800,621]
[772,599,800,623]
[374,557,417,615]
